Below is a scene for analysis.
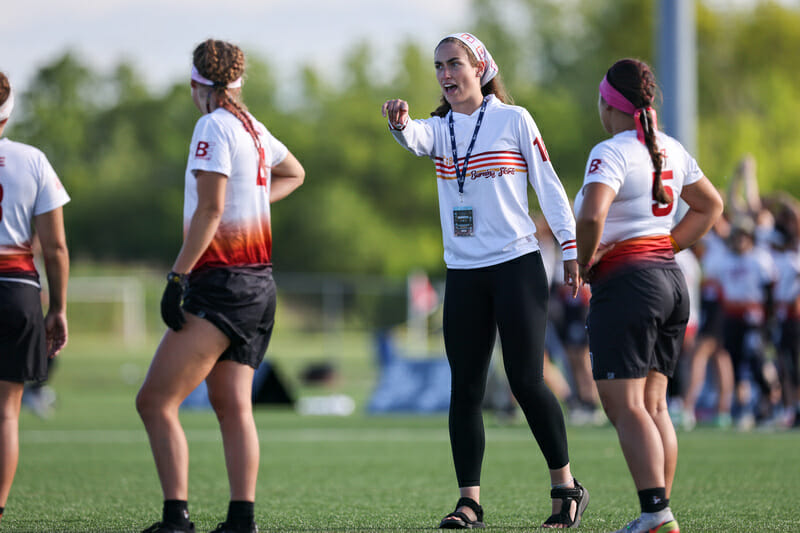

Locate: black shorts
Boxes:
[698,296,724,338]
[722,316,764,383]
[183,267,276,369]
[557,301,589,347]
[777,317,799,357]
[776,318,799,387]
[587,267,689,380]
[0,282,48,382]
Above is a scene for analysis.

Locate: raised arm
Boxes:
[381,98,436,157]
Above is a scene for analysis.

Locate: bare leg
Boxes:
[565,345,598,406]
[542,464,578,528]
[206,361,258,501]
[683,336,715,416]
[136,315,230,499]
[0,381,24,509]
[644,371,677,498]
[597,378,666,491]
[712,348,734,416]
[543,352,571,402]
[452,486,481,522]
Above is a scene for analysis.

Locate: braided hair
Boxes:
[193,39,267,183]
[606,59,671,205]
[0,72,10,107]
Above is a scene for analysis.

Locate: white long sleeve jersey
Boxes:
[390,95,576,269]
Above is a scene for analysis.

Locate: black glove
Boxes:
[161,271,188,331]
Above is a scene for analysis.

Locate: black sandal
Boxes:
[541,478,589,528]
[439,496,486,529]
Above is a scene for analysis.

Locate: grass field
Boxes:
[6,331,800,532]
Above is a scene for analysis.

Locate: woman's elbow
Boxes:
[710,190,724,219]
[698,189,724,223]
[294,168,306,187]
[197,204,225,221]
[43,243,69,260]
[576,212,603,230]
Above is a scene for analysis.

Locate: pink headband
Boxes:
[599,75,635,115]
[599,75,657,144]
[191,65,242,89]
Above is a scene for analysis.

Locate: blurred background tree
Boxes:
[7,0,800,276]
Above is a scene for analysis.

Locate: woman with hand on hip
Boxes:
[136,39,304,533]
[0,71,70,525]
[382,33,589,530]
[575,58,722,533]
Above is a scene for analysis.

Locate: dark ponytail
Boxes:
[607,59,671,205]
[430,38,512,118]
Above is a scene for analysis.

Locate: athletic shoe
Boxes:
[22,385,56,419]
[712,412,732,429]
[209,521,258,533]
[736,412,755,432]
[141,521,195,533]
[612,517,679,532]
[680,409,696,431]
[570,406,596,426]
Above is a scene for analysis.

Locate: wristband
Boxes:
[389,117,408,131]
[669,235,681,253]
[167,271,188,285]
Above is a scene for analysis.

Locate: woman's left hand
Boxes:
[577,243,615,284]
[563,259,581,297]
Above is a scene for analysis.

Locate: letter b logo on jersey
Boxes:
[194,141,214,160]
[588,158,602,174]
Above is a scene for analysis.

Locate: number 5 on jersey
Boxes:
[652,170,674,217]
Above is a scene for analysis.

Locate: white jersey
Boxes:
[709,245,776,323]
[0,138,70,287]
[771,247,800,305]
[574,130,704,246]
[698,230,727,301]
[390,95,576,269]
[675,248,702,329]
[185,108,288,272]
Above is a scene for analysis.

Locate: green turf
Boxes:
[6,335,800,532]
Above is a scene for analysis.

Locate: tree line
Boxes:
[8,0,800,277]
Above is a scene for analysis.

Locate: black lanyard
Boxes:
[448,98,488,196]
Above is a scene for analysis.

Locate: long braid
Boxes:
[193,39,266,181]
[607,59,671,205]
[640,107,670,204]
[220,96,267,183]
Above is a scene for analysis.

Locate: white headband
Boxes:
[0,85,14,121]
[443,32,499,86]
[191,65,242,89]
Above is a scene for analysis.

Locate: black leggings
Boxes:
[443,251,569,487]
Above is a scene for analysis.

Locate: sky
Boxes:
[2,0,472,94]
[3,0,799,96]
